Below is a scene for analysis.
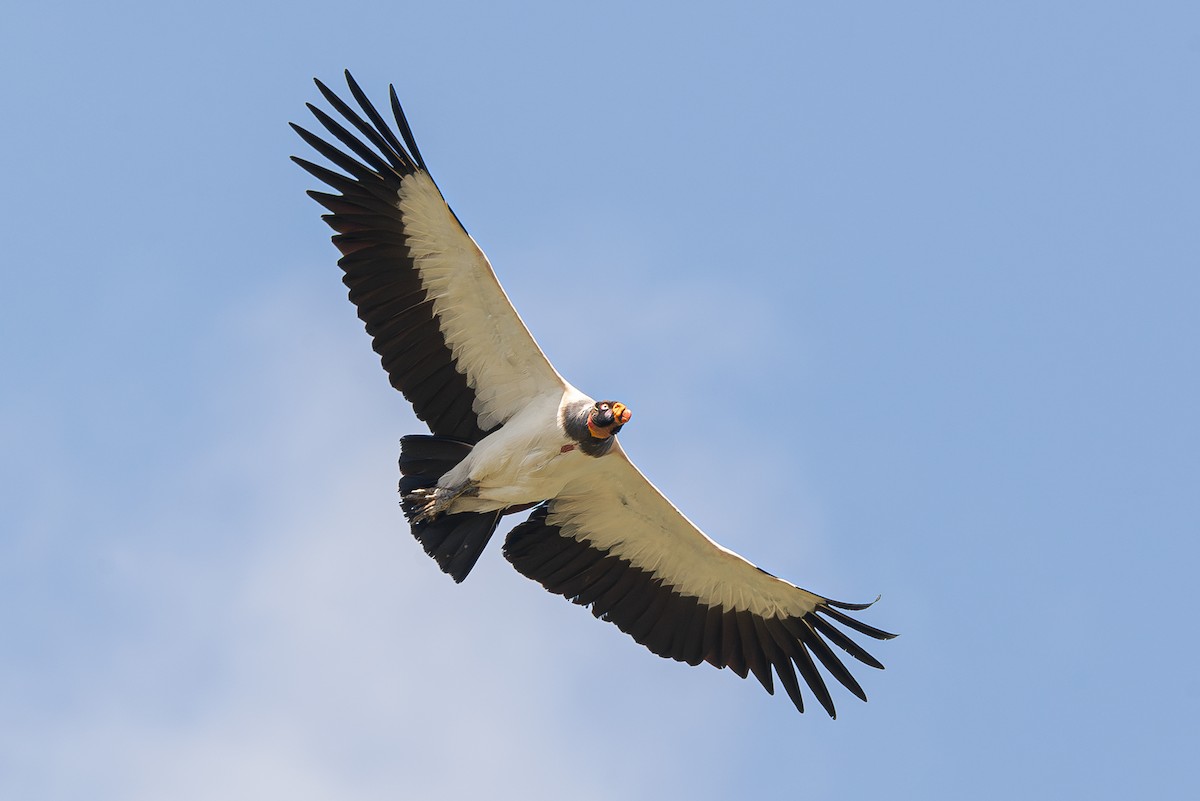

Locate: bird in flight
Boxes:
[292,71,895,717]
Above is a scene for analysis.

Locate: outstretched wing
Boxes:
[292,71,567,442]
[503,443,896,717]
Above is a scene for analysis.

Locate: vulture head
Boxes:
[587,400,632,439]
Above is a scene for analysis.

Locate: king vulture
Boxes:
[292,71,895,717]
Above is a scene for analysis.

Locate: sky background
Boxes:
[3,2,1198,799]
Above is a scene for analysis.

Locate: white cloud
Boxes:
[5,284,834,801]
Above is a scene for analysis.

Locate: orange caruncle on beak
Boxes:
[613,403,631,425]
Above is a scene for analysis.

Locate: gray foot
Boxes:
[403,482,478,523]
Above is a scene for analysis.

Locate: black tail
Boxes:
[398,435,501,582]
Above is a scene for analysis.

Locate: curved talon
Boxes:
[403,487,447,523]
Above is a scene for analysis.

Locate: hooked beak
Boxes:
[612,402,631,425]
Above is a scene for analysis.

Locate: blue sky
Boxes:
[3,2,1198,799]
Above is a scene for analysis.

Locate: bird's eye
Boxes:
[597,403,608,411]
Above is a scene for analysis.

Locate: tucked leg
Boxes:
[402,480,480,523]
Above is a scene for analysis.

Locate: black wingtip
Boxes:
[818,603,898,642]
[822,594,898,640]
[389,84,428,171]
[825,594,881,612]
